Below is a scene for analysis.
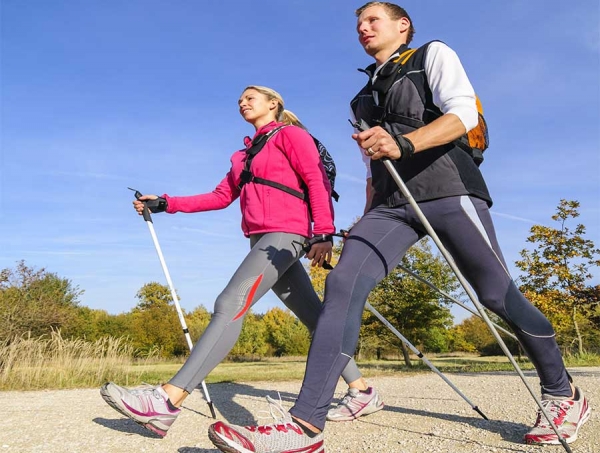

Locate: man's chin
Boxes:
[363,46,378,56]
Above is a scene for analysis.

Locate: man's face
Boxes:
[356,5,403,56]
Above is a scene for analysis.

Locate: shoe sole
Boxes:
[100,383,169,437]
[525,403,592,445]
[208,424,326,453]
[326,401,384,422]
[208,425,245,453]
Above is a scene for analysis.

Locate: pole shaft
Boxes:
[382,159,571,452]
[144,219,216,418]
[397,265,517,341]
[365,302,487,419]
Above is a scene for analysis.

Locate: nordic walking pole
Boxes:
[128,188,217,419]
[374,156,572,453]
[365,301,488,419]
[397,265,517,341]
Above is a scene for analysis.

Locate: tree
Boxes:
[364,238,456,365]
[515,200,600,354]
[229,311,269,359]
[0,261,83,339]
[129,282,187,357]
[262,307,310,356]
[186,304,212,343]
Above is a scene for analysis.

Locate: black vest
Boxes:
[351,42,492,208]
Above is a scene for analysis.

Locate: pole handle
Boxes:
[128,187,153,223]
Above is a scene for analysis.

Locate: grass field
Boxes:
[2,332,598,391]
[131,352,599,386]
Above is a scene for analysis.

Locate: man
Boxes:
[207,3,591,452]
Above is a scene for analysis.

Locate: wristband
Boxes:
[394,134,415,161]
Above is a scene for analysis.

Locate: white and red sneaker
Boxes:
[208,396,324,453]
[326,386,384,422]
[524,386,591,445]
[208,420,324,453]
[100,382,180,437]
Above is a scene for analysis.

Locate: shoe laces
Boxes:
[250,393,301,435]
[256,393,293,425]
[340,388,360,406]
[534,398,572,429]
[130,384,163,401]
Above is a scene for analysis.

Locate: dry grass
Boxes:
[0,330,152,390]
[2,333,598,391]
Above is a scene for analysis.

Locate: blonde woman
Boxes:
[100,86,382,437]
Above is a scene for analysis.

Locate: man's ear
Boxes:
[397,16,410,35]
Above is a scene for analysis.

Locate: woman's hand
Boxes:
[306,240,333,268]
[133,194,158,215]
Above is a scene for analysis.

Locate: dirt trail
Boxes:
[3,367,598,452]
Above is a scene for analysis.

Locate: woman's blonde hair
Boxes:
[243,85,306,129]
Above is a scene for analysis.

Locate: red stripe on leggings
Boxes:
[232,274,263,321]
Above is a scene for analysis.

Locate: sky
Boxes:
[1,0,599,325]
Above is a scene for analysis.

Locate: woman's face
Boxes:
[238,89,277,125]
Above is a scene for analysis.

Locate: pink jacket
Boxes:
[163,122,335,238]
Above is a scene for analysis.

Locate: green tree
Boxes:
[129,282,187,357]
[187,304,212,343]
[364,239,456,365]
[262,307,310,356]
[229,311,269,359]
[452,315,494,352]
[0,261,83,338]
[515,200,600,354]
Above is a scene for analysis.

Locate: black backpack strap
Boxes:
[238,126,287,190]
[250,177,306,200]
[238,125,305,200]
[368,41,443,125]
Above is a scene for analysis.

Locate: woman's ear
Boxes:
[269,99,279,111]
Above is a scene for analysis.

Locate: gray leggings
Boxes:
[169,232,363,393]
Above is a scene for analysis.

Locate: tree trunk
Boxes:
[355,342,361,361]
[572,305,584,355]
[376,347,381,360]
[400,342,412,367]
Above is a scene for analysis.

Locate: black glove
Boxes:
[145,196,168,213]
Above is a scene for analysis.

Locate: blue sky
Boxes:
[1,1,599,324]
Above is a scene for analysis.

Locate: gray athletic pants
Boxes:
[169,232,363,393]
[289,196,572,430]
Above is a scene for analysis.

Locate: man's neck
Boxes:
[374,40,407,67]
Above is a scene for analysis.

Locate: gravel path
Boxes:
[3,367,598,452]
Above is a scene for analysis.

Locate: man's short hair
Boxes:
[355,2,415,44]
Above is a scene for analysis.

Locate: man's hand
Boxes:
[352,125,415,161]
[352,126,401,160]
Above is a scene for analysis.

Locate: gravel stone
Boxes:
[3,367,598,452]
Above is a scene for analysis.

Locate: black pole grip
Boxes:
[128,187,153,223]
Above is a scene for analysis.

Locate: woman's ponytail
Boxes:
[280,109,306,130]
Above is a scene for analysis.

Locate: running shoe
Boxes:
[100,382,180,437]
[326,386,384,421]
[208,395,324,453]
[524,386,591,445]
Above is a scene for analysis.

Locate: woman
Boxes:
[100,86,382,437]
